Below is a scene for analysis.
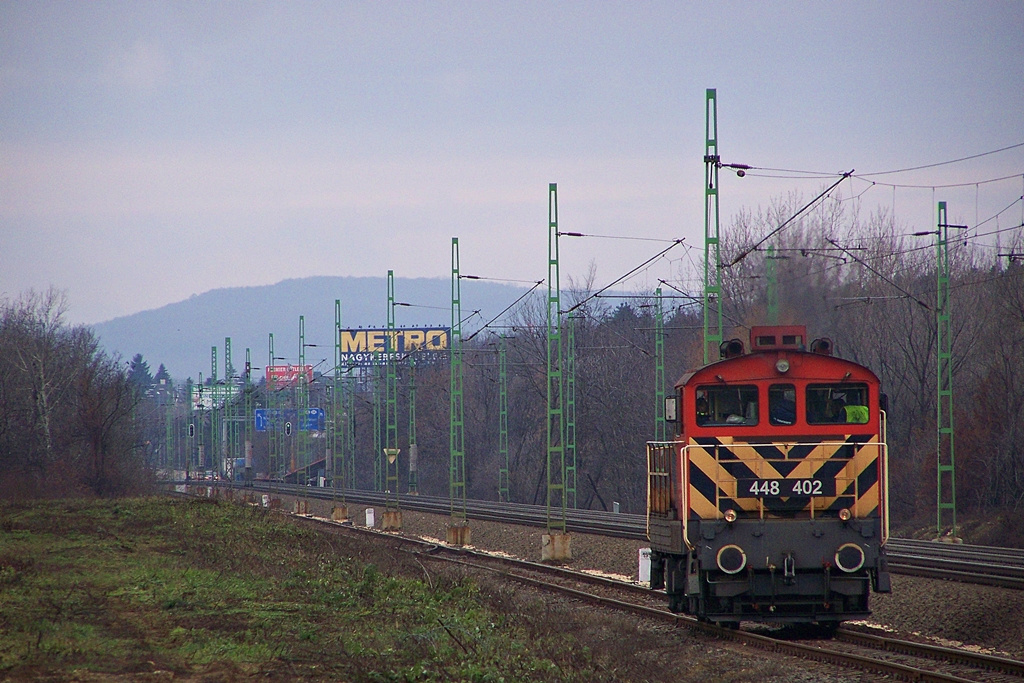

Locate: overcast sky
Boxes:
[2,1,1022,325]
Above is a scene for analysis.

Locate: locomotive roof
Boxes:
[674,348,880,390]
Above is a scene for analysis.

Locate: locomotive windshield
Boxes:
[806,383,869,424]
[695,385,758,426]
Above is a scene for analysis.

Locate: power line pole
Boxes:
[210,346,219,475]
[384,271,400,521]
[703,88,723,363]
[449,237,469,544]
[766,244,779,325]
[333,300,340,495]
[936,201,963,539]
[164,376,173,471]
[225,337,235,481]
[498,334,509,502]
[407,355,418,495]
[298,315,308,486]
[195,373,204,478]
[654,287,666,441]
[345,359,355,490]
[544,183,570,560]
[244,347,252,486]
[565,313,577,509]
[372,347,383,492]
[268,333,280,482]
[186,377,195,479]
[332,299,348,517]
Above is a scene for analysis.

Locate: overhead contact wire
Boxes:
[729,171,853,267]
[562,240,685,316]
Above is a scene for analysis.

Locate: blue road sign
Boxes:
[255,408,325,432]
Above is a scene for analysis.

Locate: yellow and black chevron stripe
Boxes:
[684,435,883,519]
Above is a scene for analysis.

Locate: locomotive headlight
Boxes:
[724,509,737,523]
[838,508,852,522]
[775,359,790,373]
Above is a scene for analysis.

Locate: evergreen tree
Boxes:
[153,363,171,385]
[127,353,154,391]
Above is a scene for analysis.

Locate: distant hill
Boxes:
[91,276,535,382]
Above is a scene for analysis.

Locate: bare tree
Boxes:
[0,289,149,498]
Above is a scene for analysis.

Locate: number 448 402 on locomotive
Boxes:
[646,325,891,627]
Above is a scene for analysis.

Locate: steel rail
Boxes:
[835,627,1024,678]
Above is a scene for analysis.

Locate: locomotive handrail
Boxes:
[880,410,889,544]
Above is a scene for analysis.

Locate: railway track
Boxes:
[275,504,1024,682]
[884,537,1024,590]
[179,481,1024,589]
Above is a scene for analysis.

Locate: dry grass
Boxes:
[0,497,817,682]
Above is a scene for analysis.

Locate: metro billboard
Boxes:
[339,327,449,367]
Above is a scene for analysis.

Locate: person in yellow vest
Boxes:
[843,400,869,424]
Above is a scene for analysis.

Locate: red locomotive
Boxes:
[647,325,891,628]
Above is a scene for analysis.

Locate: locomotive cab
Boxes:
[647,325,890,626]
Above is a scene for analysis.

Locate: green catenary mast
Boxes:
[345,359,355,488]
[450,238,467,523]
[195,373,204,476]
[333,299,346,501]
[565,313,577,509]
[654,287,666,441]
[385,271,400,510]
[936,201,962,538]
[546,183,567,533]
[498,334,509,502]
[244,347,253,485]
[164,378,173,470]
[373,350,383,491]
[210,346,219,474]
[225,337,235,480]
[408,355,418,495]
[298,315,308,485]
[766,245,779,325]
[703,88,723,363]
[268,333,279,480]
[179,379,190,473]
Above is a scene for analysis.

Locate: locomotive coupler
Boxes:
[783,553,796,584]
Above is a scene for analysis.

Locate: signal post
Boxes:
[382,447,403,531]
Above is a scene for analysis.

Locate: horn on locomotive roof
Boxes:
[719,338,745,359]
[810,338,834,356]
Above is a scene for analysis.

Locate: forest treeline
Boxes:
[9,191,1024,525]
[129,194,1024,527]
[377,193,1024,523]
[0,290,150,498]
